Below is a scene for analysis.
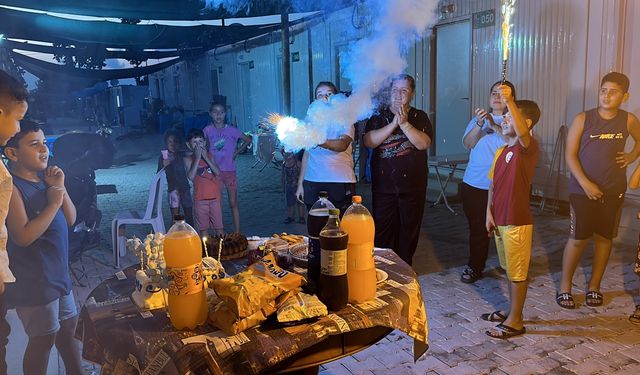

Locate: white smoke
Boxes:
[204,0,252,14]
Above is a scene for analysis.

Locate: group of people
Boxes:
[158,102,251,238]
[459,72,640,337]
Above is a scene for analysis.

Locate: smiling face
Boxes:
[500,112,516,136]
[598,81,628,110]
[390,79,414,109]
[6,129,49,172]
[0,100,27,146]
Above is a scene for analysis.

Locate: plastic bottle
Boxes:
[306,191,335,294]
[341,196,377,304]
[163,215,207,330]
[319,208,349,311]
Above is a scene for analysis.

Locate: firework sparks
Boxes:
[501,0,516,82]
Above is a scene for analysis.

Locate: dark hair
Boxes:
[601,72,630,93]
[163,129,182,144]
[209,102,225,112]
[0,70,28,109]
[5,119,41,149]
[490,80,517,100]
[515,100,541,128]
[314,81,338,95]
[187,128,205,142]
[391,74,416,92]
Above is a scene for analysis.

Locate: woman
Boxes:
[295,82,356,214]
[460,80,516,283]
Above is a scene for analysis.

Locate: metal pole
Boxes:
[281,8,291,115]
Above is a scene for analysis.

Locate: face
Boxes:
[209,105,226,125]
[315,85,335,103]
[599,82,628,110]
[500,112,516,136]
[166,135,178,153]
[189,136,205,150]
[489,85,507,113]
[8,129,48,171]
[390,79,413,108]
[0,101,28,146]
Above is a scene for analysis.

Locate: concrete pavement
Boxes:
[5,133,639,374]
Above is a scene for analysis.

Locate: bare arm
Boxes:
[616,113,640,168]
[184,152,199,181]
[485,182,496,233]
[7,187,64,247]
[318,134,352,152]
[499,86,531,148]
[630,164,640,189]
[566,112,603,200]
[61,190,76,226]
[201,151,221,175]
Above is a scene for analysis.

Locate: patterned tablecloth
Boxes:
[76,248,429,374]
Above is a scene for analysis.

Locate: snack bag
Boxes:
[277,293,327,323]
[211,253,305,318]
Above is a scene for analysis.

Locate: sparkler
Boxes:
[501,0,516,83]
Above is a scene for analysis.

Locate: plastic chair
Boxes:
[111,169,166,268]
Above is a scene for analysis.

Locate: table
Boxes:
[428,153,469,214]
[76,249,429,374]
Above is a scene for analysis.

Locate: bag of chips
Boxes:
[211,253,305,318]
[277,293,327,323]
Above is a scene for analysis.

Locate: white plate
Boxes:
[376,269,388,284]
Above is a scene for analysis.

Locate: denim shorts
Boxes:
[15,292,78,337]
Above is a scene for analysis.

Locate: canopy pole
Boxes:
[281,7,291,116]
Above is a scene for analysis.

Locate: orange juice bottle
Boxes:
[163,215,207,329]
[340,196,377,304]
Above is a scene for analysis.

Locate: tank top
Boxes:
[6,176,71,307]
[569,109,629,196]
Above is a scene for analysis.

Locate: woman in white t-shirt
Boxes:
[460,80,516,284]
[295,82,356,214]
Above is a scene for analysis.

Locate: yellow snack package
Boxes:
[277,293,328,323]
[211,253,305,318]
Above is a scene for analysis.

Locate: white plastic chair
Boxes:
[111,169,166,268]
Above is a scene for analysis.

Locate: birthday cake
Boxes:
[131,270,167,310]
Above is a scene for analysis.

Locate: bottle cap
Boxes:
[352,195,362,204]
[174,214,185,221]
[328,208,340,216]
[319,191,329,198]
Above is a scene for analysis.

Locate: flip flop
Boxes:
[556,292,576,309]
[585,291,603,307]
[630,305,640,325]
[486,323,526,339]
[480,310,507,322]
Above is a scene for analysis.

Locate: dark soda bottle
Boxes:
[306,191,334,294]
[319,208,349,311]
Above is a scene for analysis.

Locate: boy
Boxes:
[0,69,27,375]
[483,85,541,339]
[184,128,223,236]
[4,122,83,375]
[557,72,640,309]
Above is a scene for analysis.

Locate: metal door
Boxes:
[435,20,471,155]
[239,62,254,131]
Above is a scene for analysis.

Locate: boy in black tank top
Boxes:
[558,72,640,309]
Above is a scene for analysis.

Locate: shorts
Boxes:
[15,292,77,337]
[168,189,193,210]
[569,193,624,240]
[218,171,238,197]
[194,199,223,231]
[495,225,533,282]
[302,180,355,213]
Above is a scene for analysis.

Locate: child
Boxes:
[184,129,223,236]
[483,85,541,339]
[203,103,251,232]
[0,69,27,375]
[281,150,305,224]
[557,72,640,309]
[158,130,194,226]
[4,122,83,375]
[626,164,640,324]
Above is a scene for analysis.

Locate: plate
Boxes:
[375,269,388,284]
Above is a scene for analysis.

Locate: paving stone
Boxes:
[562,357,617,374]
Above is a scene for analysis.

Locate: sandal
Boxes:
[481,310,507,322]
[556,292,576,309]
[460,267,482,284]
[630,305,640,325]
[585,291,603,307]
[486,323,526,339]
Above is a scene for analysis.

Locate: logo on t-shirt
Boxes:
[589,133,624,140]
[214,138,226,151]
[505,151,514,164]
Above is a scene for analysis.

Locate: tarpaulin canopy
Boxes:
[4,40,189,60]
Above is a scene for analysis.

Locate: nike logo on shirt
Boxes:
[589,133,624,139]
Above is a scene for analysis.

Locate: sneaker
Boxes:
[460,267,482,284]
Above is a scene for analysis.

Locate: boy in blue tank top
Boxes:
[4,122,83,375]
[558,72,640,309]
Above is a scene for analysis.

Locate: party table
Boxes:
[76,249,429,374]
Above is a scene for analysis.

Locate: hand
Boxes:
[295,184,304,204]
[616,151,635,168]
[193,145,203,159]
[486,211,496,236]
[44,166,65,188]
[581,180,604,200]
[47,186,65,208]
[394,105,408,126]
[498,85,514,104]
[474,108,489,127]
